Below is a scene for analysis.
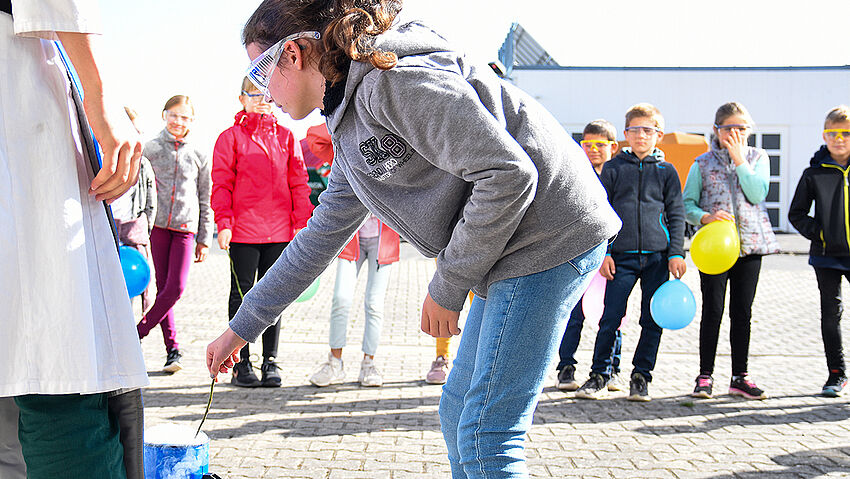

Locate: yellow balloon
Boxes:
[690,220,740,275]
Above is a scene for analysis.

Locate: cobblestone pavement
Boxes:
[140,234,850,478]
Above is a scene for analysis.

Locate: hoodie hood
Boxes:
[810,144,838,167]
[325,20,453,132]
[616,147,665,164]
[234,110,277,133]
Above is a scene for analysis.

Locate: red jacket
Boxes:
[212,111,314,243]
[339,220,401,265]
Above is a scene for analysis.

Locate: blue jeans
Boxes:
[591,252,667,381]
[329,236,392,356]
[440,242,605,478]
[556,299,622,372]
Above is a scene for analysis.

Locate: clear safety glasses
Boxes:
[824,129,850,141]
[715,123,751,132]
[245,31,322,99]
[624,126,661,136]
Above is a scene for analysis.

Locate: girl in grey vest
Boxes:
[682,102,779,400]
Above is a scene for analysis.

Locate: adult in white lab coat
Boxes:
[0,1,147,478]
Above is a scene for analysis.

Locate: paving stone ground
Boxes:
[140,234,850,478]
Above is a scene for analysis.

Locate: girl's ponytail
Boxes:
[243,0,402,85]
[320,0,401,84]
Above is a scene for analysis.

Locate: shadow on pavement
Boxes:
[535,392,850,432]
[702,446,850,478]
[143,381,443,438]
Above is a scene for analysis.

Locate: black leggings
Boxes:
[698,254,762,376]
[813,267,848,373]
[229,242,287,361]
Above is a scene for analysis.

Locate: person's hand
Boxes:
[421,293,461,338]
[217,229,232,250]
[55,32,143,203]
[84,100,143,202]
[720,129,748,167]
[700,210,735,224]
[599,256,616,280]
[195,243,209,263]
[206,328,246,379]
[668,257,687,279]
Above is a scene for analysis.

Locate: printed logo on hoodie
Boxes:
[360,133,413,181]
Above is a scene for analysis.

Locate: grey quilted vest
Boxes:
[696,144,780,256]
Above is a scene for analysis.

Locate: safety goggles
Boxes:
[624,126,661,136]
[164,111,193,123]
[580,140,615,151]
[715,123,750,132]
[824,129,850,141]
[240,90,267,102]
[245,31,322,99]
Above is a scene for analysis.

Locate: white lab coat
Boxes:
[0,0,148,398]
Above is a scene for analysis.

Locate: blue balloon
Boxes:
[119,245,151,298]
[650,279,696,330]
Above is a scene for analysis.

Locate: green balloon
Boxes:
[295,277,320,303]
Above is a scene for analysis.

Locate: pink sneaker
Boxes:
[426,356,449,384]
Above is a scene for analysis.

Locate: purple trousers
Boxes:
[137,227,194,352]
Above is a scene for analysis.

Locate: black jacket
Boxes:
[600,148,686,258]
[788,145,850,257]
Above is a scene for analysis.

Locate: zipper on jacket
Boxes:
[822,164,850,251]
[637,160,643,252]
[166,141,180,228]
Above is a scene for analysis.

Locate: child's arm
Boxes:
[788,169,820,242]
[682,162,707,226]
[663,167,687,278]
[736,150,770,205]
[283,129,314,230]
[195,152,214,259]
[211,129,237,248]
[142,158,157,232]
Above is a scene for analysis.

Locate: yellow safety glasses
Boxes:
[824,129,850,141]
[580,140,615,151]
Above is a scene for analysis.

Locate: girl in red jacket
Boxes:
[211,78,314,387]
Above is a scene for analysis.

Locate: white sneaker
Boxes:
[359,357,383,387]
[309,353,345,387]
[607,372,628,392]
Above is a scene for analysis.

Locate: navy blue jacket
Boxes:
[788,145,850,257]
[599,148,685,258]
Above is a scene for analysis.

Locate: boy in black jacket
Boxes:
[576,103,687,401]
[788,105,850,397]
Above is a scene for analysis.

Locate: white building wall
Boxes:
[511,67,850,232]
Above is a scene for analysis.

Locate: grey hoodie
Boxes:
[229,21,621,342]
[145,129,214,246]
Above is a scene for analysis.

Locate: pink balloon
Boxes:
[581,271,629,328]
[581,272,607,323]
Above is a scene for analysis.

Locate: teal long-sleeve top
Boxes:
[682,154,770,226]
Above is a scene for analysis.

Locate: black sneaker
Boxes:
[231,359,261,388]
[628,372,651,402]
[729,375,766,400]
[692,374,714,399]
[822,371,848,397]
[557,365,579,391]
[575,372,609,399]
[260,357,282,388]
[162,349,183,373]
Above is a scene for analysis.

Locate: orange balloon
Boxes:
[690,220,740,275]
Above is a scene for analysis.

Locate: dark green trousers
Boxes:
[14,393,126,479]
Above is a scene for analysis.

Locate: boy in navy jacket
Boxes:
[576,103,687,401]
[788,105,850,397]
